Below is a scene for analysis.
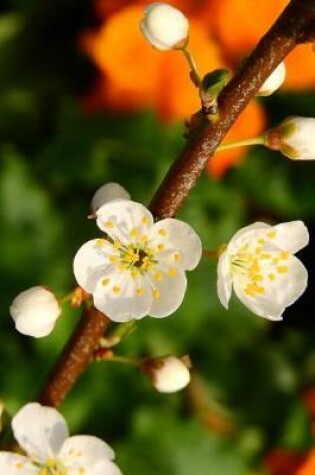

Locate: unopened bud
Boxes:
[10,286,60,338]
[257,62,286,96]
[91,183,130,213]
[140,3,189,51]
[143,355,191,393]
[265,116,315,160]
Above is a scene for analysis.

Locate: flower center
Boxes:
[111,240,157,276]
[231,240,290,298]
[38,459,67,475]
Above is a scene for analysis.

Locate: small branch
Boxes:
[150,0,315,219]
[38,0,315,408]
[39,307,109,407]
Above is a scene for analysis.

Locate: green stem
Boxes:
[182,46,202,88]
[105,355,140,366]
[216,135,265,152]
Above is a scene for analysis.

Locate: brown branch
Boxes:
[39,307,109,407]
[38,0,315,407]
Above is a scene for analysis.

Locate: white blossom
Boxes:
[10,286,60,338]
[266,116,315,160]
[0,402,122,475]
[217,221,308,320]
[145,356,191,393]
[91,183,130,213]
[140,3,189,51]
[73,200,202,322]
[257,62,286,96]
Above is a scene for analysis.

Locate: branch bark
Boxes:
[38,0,315,407]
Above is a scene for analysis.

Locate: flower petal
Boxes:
[93,273,153,322]
[217,250,232,309]
[233,254,308,320]
[272,221,309,253]
[60,435,115,469]
[91,460,122,475]
[91,182,130,213]
[151,218,202,270]
[227,222,270,252]
[148,268,187,318]
[12,403,68,463]
[73,239,115,293]
[0,453,37,474]
[96,200,154,244]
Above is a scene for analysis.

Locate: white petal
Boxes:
[0,453,38,474]
[233,254,308,320]
[227,222,271,252]
[10,287,60,338]
[91,460,122,475]
[60,435,115,468]
[15,318,56,338]
[151,219,202,270]
[12,403,68,463]
[96,200,154,243]
[272,221,309,253]
[91,183,130,213]
[217,250,232,309]
[93,274,153,322]
[73,239,115,293]
[148,269,187,318]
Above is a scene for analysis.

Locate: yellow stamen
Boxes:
[153,289,160,299]
[113,286,121,294]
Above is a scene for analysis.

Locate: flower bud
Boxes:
[257,62,286,96]
[140,3,189,51]
[265,116,315,160]
[91,182,130,213]
[10,286,60,338]
[143,356,191,393]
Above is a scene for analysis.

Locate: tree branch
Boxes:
[38,0,315,407]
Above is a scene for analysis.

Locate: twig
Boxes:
[38,0,315,407]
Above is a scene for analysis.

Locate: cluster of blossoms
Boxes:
[0,402,122,474]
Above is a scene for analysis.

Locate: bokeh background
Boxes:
[0,1,315,473]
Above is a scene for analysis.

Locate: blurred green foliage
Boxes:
[0,1,315,474]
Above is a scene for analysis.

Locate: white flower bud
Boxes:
[91,182,130,213]
[10,286,60,338]
[144,356,191,393]
[257,62,286,96]
[140,3,189,51]
[266,116,315,160]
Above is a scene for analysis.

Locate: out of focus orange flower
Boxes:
[81,0,314,176]
[296,450,315,475]
[264,449,306,475]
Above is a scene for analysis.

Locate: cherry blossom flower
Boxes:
[10,286,60,338]
[143,356,191,393]
[266,116,315,160]
[0,402,121,475]
[140,3,189,51]
[217,221,309,320]
[74,200,202,322]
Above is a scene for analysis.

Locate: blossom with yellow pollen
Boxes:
[217,221,309,320]
[0,402,121,474]
[74,199,202,322]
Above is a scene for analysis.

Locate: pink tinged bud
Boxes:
[143,356,191,393]
[10,286,60,338]
[257,62,286,96]
[265,116,315,160]
[91,183,131,213]
[140,3,189,51]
